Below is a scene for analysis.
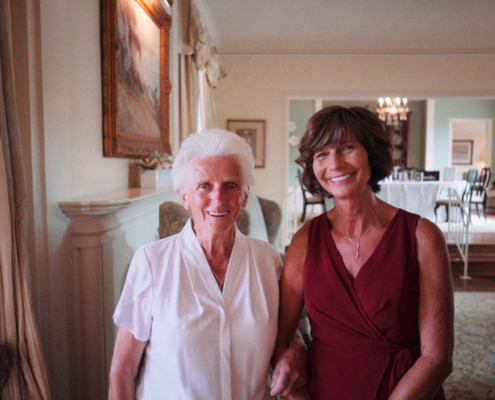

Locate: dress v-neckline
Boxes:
[326,209,402,284]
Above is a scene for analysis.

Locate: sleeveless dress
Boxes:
[304,209,445,399]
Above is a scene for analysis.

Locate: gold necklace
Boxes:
[211,269,225,290]
[336,210,377,260]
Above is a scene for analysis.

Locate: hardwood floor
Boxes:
[449,213,495,291]
[453,275,495,292]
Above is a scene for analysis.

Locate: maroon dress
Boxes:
[304,209,445,399]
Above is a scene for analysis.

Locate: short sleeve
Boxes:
[113,246,154,341]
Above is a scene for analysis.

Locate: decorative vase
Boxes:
[139,168,173,189]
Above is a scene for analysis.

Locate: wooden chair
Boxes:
[468,167,492,220]
[298,172,326,222]
[158,195,282,247]
[434,168,478,222]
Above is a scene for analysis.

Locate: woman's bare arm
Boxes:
[390,218,454,399]
[108,327,148,400]
[270,222,311,397]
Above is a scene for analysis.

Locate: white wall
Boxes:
[213,53,495,243]
[38,1,130,396]
[11,0,495,396]
[12,0,179,398]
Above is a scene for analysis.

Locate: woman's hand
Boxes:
[284,386,312,400]
[270,341,308,396]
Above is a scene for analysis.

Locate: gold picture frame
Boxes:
[227,120,266,168]
[101,0,172,158]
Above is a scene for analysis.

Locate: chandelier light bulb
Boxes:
[376,96,409,126]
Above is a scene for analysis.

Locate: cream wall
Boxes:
[12,0,179,398]
[37,2,127,395]
[214,53,495,239]
[10,0,495,397]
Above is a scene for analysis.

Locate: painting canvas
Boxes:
[452,140,473,165]
[118,0,161,138]
[227,120,266,168]
[102,0,171,158]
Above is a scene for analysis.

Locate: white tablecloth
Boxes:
[377,181,465,221]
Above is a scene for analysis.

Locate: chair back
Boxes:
[158,196,282,246]
[461,168,479,202]
[297,170,309,199]
[472,167,493,197]
[479,167,492,189]
[443,166,458,181]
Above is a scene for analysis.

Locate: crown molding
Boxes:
[218,47,495,56]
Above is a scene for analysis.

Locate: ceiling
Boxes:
[197,0,495,54]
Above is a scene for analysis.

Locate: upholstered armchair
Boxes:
[159,194,282,247]
[158,194,313,342]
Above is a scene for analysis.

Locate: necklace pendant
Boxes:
[355,242,360,259]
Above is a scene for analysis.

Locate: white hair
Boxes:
[172,128,255,192]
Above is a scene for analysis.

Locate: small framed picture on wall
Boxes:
[452,140,474,165]
[227,120,266,168]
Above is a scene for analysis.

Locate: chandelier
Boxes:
[376,97,409,126]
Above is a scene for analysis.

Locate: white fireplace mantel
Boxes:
[59,187,179,399]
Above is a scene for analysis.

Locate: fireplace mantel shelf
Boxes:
[58,187,172,216]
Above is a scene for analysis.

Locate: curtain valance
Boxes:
[178,0,226,87]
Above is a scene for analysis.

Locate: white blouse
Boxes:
[113,219,282,399]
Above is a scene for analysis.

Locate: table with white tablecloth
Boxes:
[377,181,465,221]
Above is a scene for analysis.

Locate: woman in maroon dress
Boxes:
[271,106,454,399]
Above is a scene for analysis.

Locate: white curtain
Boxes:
[177,0,226,141]
[0,0,52,398]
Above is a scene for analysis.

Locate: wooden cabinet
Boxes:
[387,112,411,168]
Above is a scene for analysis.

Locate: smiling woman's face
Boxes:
[312,137,371,200]
[179,155,248,237]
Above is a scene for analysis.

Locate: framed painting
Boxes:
[452,140,474,165]
[227,120,266,168]
[101,0,172,158]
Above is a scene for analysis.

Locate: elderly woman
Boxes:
[272,106,454,399]
[108,129,302,399]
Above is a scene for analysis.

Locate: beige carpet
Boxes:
[443,292,495,399]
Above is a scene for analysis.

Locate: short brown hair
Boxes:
[296,106,393,196]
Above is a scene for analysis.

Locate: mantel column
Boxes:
[59,187,176,399]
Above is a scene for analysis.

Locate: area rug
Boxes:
[443,292,495,399]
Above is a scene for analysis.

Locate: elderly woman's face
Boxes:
[179,155,248,235]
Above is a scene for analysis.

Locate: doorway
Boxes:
[449,119,493,179]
